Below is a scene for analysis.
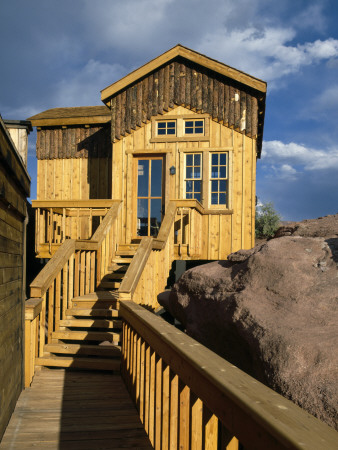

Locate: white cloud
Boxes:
[198,28,338,84]
[52,59,126,107]
[262,140,338,172]
[316,84,338,110]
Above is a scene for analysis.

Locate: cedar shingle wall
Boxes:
[111,59,264,143]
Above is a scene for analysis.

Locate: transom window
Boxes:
[185,153,202,202]
[210,153,227,205]
[184,119,204,135]
[157,121,176,136]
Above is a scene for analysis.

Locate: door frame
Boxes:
[132,154,165,239]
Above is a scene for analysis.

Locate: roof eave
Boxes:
[101,44,267,104]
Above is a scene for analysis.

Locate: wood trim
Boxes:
[101,45,267,102]
[126,148,173,154]
[119,237,153,295]
[32,200,116,208]
[150,136,209,143]
[30,239,76,297]
[120,301,338,450]
[179,147,234,153]
[25,298,43,320]
[29,116,110,127]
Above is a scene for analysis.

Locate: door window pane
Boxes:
[150,199,162,237]
[137,198,148,236]
[137,160,149,197]
[151,160,162,197]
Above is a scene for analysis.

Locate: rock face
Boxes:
[167,214,338,429]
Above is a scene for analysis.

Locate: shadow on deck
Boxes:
[0,368,153,450]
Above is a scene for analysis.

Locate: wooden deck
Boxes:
[0,368,153,449]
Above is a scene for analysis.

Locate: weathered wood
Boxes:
[121,301,338,450]
[101,44,267,103]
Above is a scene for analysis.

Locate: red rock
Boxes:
[167,214,338,429]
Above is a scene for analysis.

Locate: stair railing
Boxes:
[32,199,116,258]
[120,300,338,450]
[24,200,122,386]
[118,200,204,309]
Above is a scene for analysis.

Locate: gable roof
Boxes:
[101,44,267,103]
[28,106,110,127]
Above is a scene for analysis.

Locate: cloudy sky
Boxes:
[1,0,338,220]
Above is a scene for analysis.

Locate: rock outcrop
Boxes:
[166,214,338,429]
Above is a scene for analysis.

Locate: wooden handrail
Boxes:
[30,239,76,297]
[120,301,338,450]
[119,237,153,298]
[25,298,43,320]
[153,201,177,250]
[91,201,121,245]
[30,201,122,297]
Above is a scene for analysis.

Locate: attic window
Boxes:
[157,121,176,136]
[184,119,204,135]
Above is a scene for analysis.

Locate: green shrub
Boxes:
[255,202,281,238]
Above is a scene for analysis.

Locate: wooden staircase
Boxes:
[35,244,138,372]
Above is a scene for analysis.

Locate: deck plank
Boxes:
[0,368,153,449]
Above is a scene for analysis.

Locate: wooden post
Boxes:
[47,281,55,343]
[62,262,68,319]
[39,294,46,356]
[54,272,61,331]
[62,207,66,241]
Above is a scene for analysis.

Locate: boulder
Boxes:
[168,214,338,429]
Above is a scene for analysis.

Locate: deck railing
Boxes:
[24,201,122,386]
[120,300,338,450]
[32,200,116,257]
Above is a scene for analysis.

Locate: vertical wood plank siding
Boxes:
[111,60,262,143]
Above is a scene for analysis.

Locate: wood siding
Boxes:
[113,106,256,256]
[110,59,264,150]
[36,124,111,160]
[0,118,30,440]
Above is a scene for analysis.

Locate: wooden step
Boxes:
[103,272,125,280]
[71,291,119,308]
[35,355,120,371]
[44,343,121,357]
[111,257,133,264]
[98,281,121,290]
[117,243,139,251]
[108,263,129,273]
[116,250,136,256]
[53,330,120,343]
[65,308,119,318]
[59,319,122,329]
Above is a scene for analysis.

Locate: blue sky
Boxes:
[1,0,338,220]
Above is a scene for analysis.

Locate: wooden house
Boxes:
[0,116,31,439]
[29,45,266,262]
[3,46,337,450]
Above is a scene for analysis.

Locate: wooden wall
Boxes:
[36,124,112,200]
[112,106,256,257]
[0,118,30,440]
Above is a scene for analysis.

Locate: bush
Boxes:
[255,202,281,238]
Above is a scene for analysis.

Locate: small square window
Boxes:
[157,121,176,136]
[184,119,204,135]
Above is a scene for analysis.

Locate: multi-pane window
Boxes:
[210,153,227,205]
[185,153,202,202]
[184,119,204,135]
[157,121,176,136]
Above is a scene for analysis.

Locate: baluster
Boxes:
[47,281,55,343]
[39,293,46,356]
[55,272,61,331]
[62,207,66,242]
[62,262,68,319]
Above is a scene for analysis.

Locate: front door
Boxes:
[134,156,164,237]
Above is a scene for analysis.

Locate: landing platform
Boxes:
[0,368,152,449]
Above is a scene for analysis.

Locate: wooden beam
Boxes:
[25,298,43,320]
